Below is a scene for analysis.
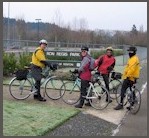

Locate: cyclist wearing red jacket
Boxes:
[73,46,92,108]
[96,47,116,103]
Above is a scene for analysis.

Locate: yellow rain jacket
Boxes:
[32,47,46,68]
[122,55,140,82]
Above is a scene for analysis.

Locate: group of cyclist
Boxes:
[31,39,140,111]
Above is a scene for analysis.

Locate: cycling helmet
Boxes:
[106,46,113,51]
[127,46,137,52]
[39,39,48,45]
[81,46,89,51]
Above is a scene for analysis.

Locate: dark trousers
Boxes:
[31,64,42,97]
[102,74,109,91]
[79,79,90,106]
[120,79,133,104]
[102,74,110,100]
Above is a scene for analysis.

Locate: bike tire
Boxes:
[129,89,141,114]
[109,79,122,99]
[45,76,64,100]
[115,82,128,106]
[89,85,110,110]
[60,81,80,105]
[9,77,32,100]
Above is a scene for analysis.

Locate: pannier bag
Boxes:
[111,72,122,79]
[15,69,29,80]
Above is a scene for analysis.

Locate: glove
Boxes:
[40,60,52,67]
[107,66,113,72]
[72,69,79,74]
[50,63,58,71]
[95,71,100,76]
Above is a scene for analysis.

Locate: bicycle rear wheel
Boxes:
[9,77,32,100]
[60,81,80,105]
[90,85,109,110]
[109,79,122,99]
[129,89,141,114]
[45,76,64,100]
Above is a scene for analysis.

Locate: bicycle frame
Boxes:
[27,66,54,87]
[16,66,57,95]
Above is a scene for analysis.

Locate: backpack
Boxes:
[88,56,96,71]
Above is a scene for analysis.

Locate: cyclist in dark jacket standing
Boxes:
[73,46,92,108]
[96,47,116,103]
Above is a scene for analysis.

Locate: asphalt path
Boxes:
[115,87,147,136]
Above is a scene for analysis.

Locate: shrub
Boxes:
[3,52,17,76]
[3,52,32,76]
[90,49,123,59]
[17,52,32,69]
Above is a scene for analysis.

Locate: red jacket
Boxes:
[97,55,115,74]
[78,54,92,81]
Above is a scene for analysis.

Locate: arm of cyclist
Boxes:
[107,59,115,72]
[35,49,46,62]
[40,60,58,71]
[72,57,90,74]
[98,56,104,67]
[78,57,90,73]
[124,59,139,78]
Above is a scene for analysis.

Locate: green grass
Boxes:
[3,100,80,136]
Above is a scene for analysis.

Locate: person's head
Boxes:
[39,39,48,49]
[81,46,89,57]
[106,47,113,57]
[127,46,137,58]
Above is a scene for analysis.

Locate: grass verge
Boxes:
[3,100,80,136]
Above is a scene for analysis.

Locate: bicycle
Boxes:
[60,71,110,110]
[115,81,141,114]
[92,71,122,100]
[9,64,64,100]
[108,71,122,99]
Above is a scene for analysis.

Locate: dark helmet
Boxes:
[81,46,89,51]
[127,46,137,53]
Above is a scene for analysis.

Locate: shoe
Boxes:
[33,94,38,99]
[37,96,47,102]
[75,104,83,108]
[114,104,123,110]
[85,102,91,106]
[106,98,112,103]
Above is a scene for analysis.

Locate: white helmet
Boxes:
[39,39,48,45]
[106,46,113,51]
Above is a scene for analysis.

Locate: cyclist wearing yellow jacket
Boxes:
[31,39,47,101]
[114,46,140,110]
[122,55,140,82]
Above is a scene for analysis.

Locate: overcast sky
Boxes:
[3,2,147,31]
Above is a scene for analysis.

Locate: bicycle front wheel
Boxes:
[9,77,32,100]
[45,76,64,100]
[60,81,80,105]
[130,89,141,114]
[90,85,109,110]
[116,84,128,106]
[109,79,122,99]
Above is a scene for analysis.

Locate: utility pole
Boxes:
[7,2,10,50]
[35,19,41,41]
